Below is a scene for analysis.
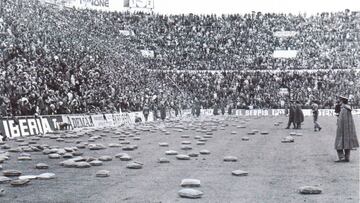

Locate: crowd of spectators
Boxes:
[0,0,359,116]
[135,10,360,70]
[166,70,360,109]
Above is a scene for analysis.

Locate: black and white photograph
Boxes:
[0,0,359,202]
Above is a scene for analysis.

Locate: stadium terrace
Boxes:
[0,0,359,117]
[0,1,359,202]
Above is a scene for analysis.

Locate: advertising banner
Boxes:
[272,50,298,58]
[234,109,285,116]
[352,109,360,115]
[201,109,214,116]
[0,108,357,139]
[110,113,132,126]
[64,115,94,129]
[140,50,155,58]
[64,0,124,11]
[125,0,154,9]
[129,111,145,123]
[274,31,298,37]
[0,115,63,138]
[279,88,289,95]
[232,109,353,117]
[91,114,113,127]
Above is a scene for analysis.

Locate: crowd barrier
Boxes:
[1,109,358,138]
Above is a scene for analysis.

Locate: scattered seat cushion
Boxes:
[37,173,56,180]
[299,186,322,194]
[10,179,30,187]
[232,170,248,176]
[180,179,201,187]
[178,188,203,199]
[126,162,143,169]
[96,170,110,177]
[224,156,238,162]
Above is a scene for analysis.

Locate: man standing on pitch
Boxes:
[334,96,359,162]
[312,101,322,131]
[285,101,295,129]
[294,101,304,129]
[159,100,167,121]
[143,104,150,122]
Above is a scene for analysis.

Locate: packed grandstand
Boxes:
[0,0,359,116]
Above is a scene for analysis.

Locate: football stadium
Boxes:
[0,0,359,202]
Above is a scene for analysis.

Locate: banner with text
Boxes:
[91,114,113,127]
[273,50,298,58]
[64,115,94,129]
[0,115,64,138]
[274,31,298,38]
[125,0,154,9]
[201,109,360,117]
[107,113,132,126]
[64,0,124,11]
[1,109,358,139]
